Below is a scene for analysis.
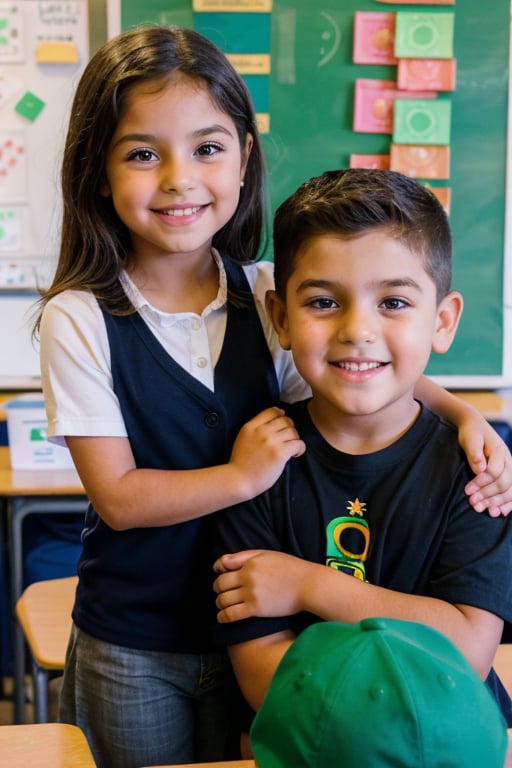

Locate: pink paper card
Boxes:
[350,154,390,171]
[397,59,456,92]
[353,79,436,134]
[353,12,397,65]
[390,144,450,179]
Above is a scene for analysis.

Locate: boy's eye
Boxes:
[381,297,407,311]
[308,297,338,310]
[127,148,157,163]
[196,142,223,157]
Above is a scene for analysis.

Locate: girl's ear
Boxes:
[99,179,111,198]
[240,133,253,184]
[265,289,292,351]
[432,290,463,354]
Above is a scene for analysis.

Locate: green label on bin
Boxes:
[30,427,47,442]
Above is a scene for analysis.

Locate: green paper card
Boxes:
[395,13,454,59]
[15,91,45,122]
[393,99,451,145]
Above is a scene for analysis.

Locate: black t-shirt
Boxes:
[210,401,512,720]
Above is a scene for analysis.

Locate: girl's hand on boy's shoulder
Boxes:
[462,426,512,516]
[229,407,305,501]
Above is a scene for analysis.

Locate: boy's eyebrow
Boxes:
[295,277,424,293]
[111,124,235,148]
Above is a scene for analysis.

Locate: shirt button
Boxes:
[196,357,207,368]
[192,318,202,331]
[204,412,220,428]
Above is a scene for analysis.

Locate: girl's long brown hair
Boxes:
[35,25,267,329]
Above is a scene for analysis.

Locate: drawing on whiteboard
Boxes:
[0,1,24,63]
[0,206,22,251]
[0,131,26,203]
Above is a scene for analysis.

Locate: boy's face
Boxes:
[268,230,462,438]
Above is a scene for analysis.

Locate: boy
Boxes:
[249,618,509,768]
[210,169,512,724]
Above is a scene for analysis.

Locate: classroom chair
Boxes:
[0,722,96,767]
[15,576,77,723]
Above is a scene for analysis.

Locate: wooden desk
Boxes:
[452,391,512,426]
[140,762,255,768]
[0,723,96,767]
[0,446,86,723]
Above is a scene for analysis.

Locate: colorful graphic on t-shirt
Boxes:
[325,499,370,580]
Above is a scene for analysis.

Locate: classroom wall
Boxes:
[115,0,512,388]
[1,2,510,389]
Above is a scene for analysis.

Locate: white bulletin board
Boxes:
[0,1,89,386]
[0,0,89,286]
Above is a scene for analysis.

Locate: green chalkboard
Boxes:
[120,1,512,386]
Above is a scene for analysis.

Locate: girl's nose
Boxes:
[161,157,195,193]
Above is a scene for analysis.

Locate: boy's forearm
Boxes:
[298,562,501,679]
[228,630,295,711]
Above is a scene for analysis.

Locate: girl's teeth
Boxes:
[165,207,200,217]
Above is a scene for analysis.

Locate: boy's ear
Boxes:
[431,290,463,354]
[265,290,292,351]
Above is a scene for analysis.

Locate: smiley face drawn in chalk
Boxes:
[317,11,341,68]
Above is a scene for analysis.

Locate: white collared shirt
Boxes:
[40,251,310,443]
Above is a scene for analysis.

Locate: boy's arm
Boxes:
[215,550,503,682]
[228,630,296,712]
[415,375,512,516]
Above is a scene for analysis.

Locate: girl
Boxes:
[36,25,512,768]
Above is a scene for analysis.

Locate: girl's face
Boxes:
[102,74,252,264]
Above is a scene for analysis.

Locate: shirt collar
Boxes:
[119,248,228,322]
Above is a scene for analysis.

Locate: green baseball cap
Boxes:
[250,618,508,768]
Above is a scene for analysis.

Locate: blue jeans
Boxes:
[59,624,241,768]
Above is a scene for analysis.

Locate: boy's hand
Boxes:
[213,550,306,623]
[459,420,512,516]
[229,407,305,501]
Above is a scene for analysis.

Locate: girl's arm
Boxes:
[66,407,305,530]
[415,375,512,516]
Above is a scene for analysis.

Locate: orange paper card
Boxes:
[390,144,450,179]
[397,59,456,92]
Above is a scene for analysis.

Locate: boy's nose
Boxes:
[337,307,377,345]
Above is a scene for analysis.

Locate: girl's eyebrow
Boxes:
[111,124,235,149]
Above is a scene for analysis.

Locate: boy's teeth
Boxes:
[339,361,381,371]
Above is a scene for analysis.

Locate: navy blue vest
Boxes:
[72,258,280,652]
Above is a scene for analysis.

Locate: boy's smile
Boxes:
[269,230,461,451]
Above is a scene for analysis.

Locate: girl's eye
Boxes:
[381,297,408,311]
[196,142,223,157]
[127,148,157,163]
